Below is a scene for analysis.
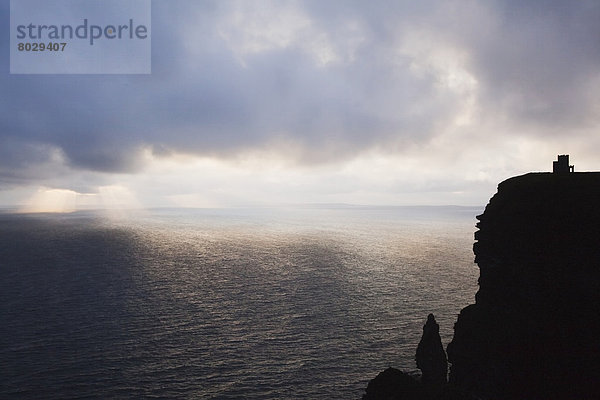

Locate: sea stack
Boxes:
[447,167,600,399]
[416,314,447,387]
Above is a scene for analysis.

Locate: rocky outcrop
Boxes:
[447,172,600,399]
[362,368,422,400]
[361,366,466,400]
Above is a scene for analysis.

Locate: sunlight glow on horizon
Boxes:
[19,188,80,213]
[18,185,142,214]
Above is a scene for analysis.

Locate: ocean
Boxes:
[0,206,481,399]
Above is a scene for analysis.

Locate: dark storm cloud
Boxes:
[1,0,598,188]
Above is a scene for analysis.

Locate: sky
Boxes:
[1,0,600,211]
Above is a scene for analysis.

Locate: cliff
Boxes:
[447,172,600,399]
[363,171,600,399]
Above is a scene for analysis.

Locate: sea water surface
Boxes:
[0,206,481,399]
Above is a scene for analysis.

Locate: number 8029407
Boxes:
[18,42,67,51]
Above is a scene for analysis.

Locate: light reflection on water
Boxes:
[0,206,480,399]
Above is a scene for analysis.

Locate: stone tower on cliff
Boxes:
[552,154,574,173]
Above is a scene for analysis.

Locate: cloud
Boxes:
[1,0,599,205]
[446,0,600,132]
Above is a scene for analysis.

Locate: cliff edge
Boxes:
[447,172,600,399]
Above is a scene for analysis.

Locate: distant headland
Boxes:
[363,155,600,399]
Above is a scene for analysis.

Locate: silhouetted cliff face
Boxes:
[447,173,600,400]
